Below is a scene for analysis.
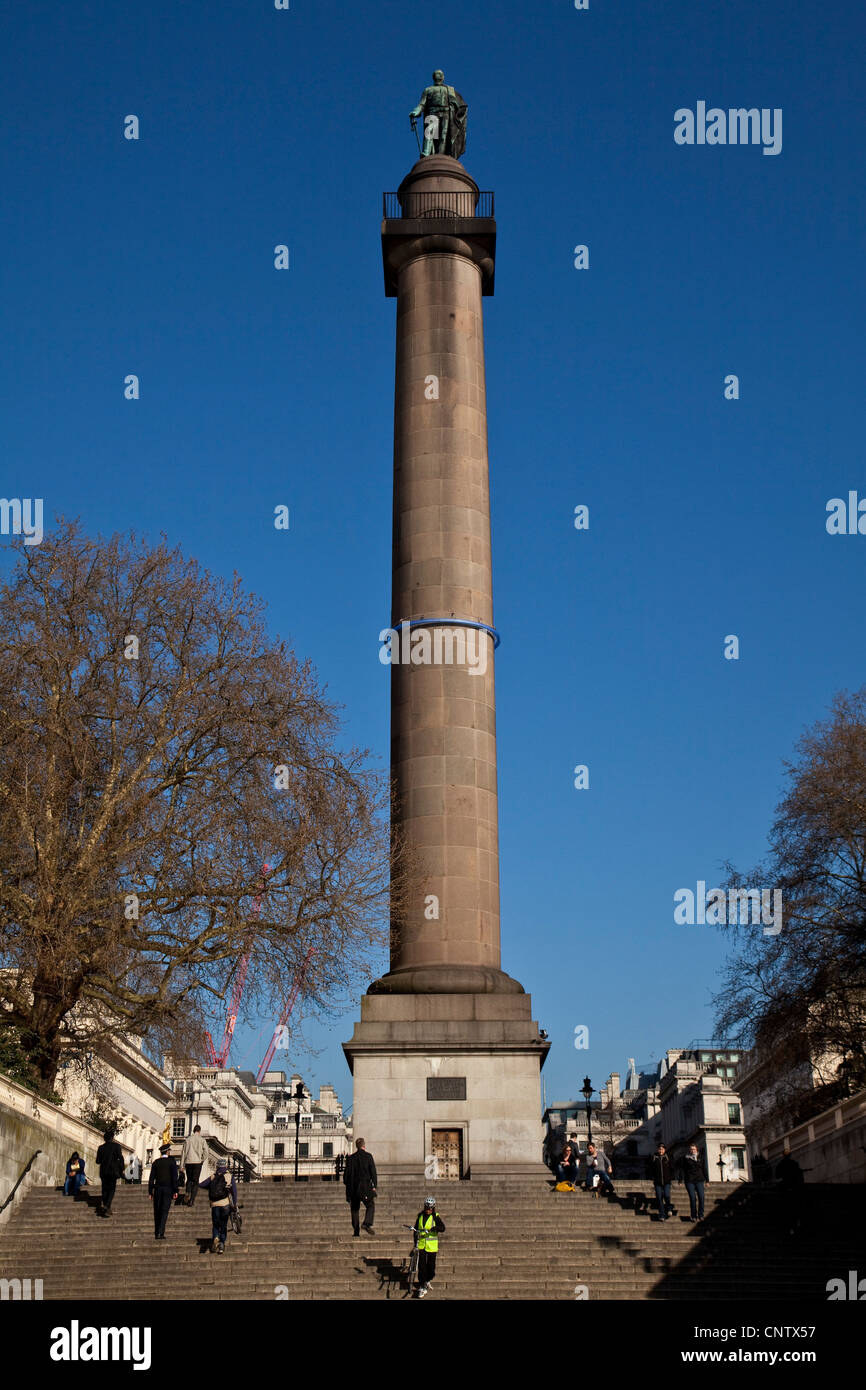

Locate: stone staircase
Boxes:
[1,1177,860,1301]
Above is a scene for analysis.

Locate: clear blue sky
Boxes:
[3,1,864,1111]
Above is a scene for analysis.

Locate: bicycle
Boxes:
[401,1223,421,1298]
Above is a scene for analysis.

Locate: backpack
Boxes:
[110,1147,126,1179]
[209,1173,229,1203]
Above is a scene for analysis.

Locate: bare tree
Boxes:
[0,522,409,1089]
[713,688,866,1097]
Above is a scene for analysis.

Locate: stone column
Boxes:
[373,156,519,997]
[343,158,549,1174]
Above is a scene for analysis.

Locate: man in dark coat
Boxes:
[148,1142,179,1240]
[650,1143,673,1221]
[95,1129,126,1217]
[343,1137,377,1236]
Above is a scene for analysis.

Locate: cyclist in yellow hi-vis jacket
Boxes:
[415,1195,446,1298]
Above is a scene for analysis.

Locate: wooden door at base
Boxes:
[431,1128,462,1179]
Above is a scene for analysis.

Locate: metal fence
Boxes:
[383,190,494,219]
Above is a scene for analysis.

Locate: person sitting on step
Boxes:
[556,1142,579,1185]
[584,1142,616,1196]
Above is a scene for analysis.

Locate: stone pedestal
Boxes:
[343,157,549,1176]
[345,993,547,1174]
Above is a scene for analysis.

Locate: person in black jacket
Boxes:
[343,1137,378,1236]
[147,1142,179,1240]
[681,1143,709,1221]
[651,1143,673,1221]
[95,1129,126,1218]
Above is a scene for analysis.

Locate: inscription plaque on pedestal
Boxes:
[427,1077,467,1101]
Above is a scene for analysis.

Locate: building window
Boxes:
[172,1117,186,1139]
[274,1143,285,1159]
[731,1147,746,1169]
[728,1103,741,1125]
[323,1142,333,1159]
[298,1143,309,1159]
[300,1116,312,1129]
[700,1052,712,1062]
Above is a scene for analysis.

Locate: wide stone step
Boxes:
[3,1181,860,1301]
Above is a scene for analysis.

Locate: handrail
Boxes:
[0,1149,42,1216]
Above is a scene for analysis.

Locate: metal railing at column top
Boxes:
[383,191,494,219]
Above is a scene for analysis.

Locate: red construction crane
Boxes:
[204,863,270,1069]
[255,945,316,1085]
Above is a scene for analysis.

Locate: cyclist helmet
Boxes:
[424,1195,436,1207]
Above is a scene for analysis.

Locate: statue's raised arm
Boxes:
[410,70,468,160]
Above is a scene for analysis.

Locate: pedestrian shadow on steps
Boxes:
[73,1193,105,1218]
[622,1190,679,1219]
[362,1256,412,1299]
[596,1233,648,1264]
[647,1185,838,1299]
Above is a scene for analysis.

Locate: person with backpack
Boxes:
[199,1159,237,1254]
[95,1129,126,1217]
[148,1141,180,1239]
[413,1196,445,1299]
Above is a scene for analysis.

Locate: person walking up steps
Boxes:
[148,1141,179,1239]
[414,1196,445,1299]
[95,1129,125,1217]
[343,1137,377,1236]
[200,1159,237,1254]
[182,1125,208,1207]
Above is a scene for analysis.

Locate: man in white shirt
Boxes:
[181,1125,209,1207]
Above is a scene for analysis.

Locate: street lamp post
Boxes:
[581,1077,594,1147]
[293,1080,305,1182]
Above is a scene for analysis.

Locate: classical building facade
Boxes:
[54,1034,172,1170]
[258,1073,352,1180]
[544,1048,749,1182]
[736,1042,866,1184]
[163,1059,267,1177]
[543,1062,663,1177]
[162,1061,352,1182]
[657,1046,748,1181]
